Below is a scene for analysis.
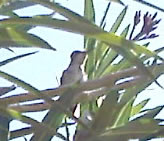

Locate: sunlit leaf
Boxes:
[84,0,97,79]
[95,23,130,78]
[113,97,135,127]
[84,0,95,23]
[110,6,128,33]
[120,24,130,37]
[131,99,150,117]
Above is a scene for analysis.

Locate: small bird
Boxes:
[60,50,86,86]
[60,50,86,117]
[30,51,86,141]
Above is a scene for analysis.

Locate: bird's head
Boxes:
[70,50,86,65]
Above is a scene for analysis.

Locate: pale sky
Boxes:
[0,0,163,141]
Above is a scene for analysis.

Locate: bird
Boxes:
[30,51,87,141]
[60,50,86,86]
[60,50,87,117]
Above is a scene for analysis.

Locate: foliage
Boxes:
[0,0,163,141]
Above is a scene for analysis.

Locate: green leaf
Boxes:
[0,70,45,99]
[0,9,158,66]
[120,24,130,37]
[30,109,64,141]
[140,127,164,141]
[7,110,58,140]
[94,32,157,57]
[0,1,36,16]
[100,118,162,140]
[120,63,164,104]
[84,0,96,79]
[0,85,16,96]
[100,2,111,27]
[131,99,150,117]
[31,0,91,24]
[95,33,162,85]
[142,106,164,118]
[110,6,128,33]
[95,48,118,78]
[0,27,55,51]
[84,0,95,23]
[91,91,121,132]
[95,24,130,78]
[0,70,64,140]
[155,46,164,54]
[113,97,135,127]
[31,85,83,141]
[85,44,96,79]
[8,1,158,64]
[0,51,38,67]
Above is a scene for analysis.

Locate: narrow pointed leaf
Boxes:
[95,24,130,78]
[91,91,121,132]
[6,28,55,50]
[84,0,96,79]
[142,106,164,118]
[131,99,150,117]
[85,45,96,79]
[113,97,135,127]
[155,46,164,54]
[24,1,158,60]
[84,0,95,23]
[0,85,16,96]
[110,6,128,33]
[101,118,162,140]
[0,51,38,67]
[0,1,36,16]
[100,2,111,27]
[120,63,164,104]
[31,87,79,141]
[120,24,130,37]
[0,70,45,99]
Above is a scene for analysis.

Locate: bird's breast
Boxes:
[61,67,83,85]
